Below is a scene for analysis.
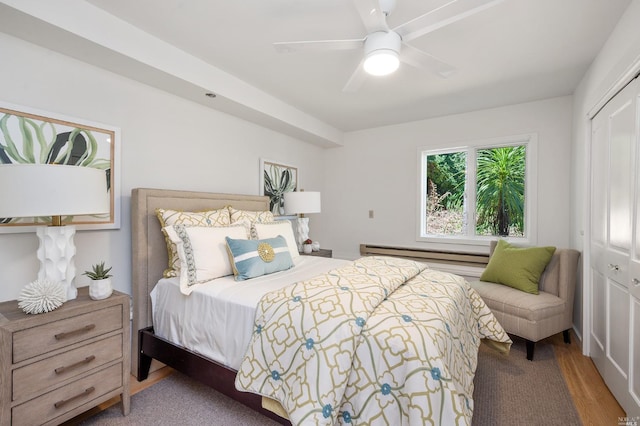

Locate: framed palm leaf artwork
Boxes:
[260,159,298,216]
[0,102,120,232]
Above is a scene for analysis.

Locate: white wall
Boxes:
[323,96,573,260]
[0,33,326,302]
[570,0,640,338]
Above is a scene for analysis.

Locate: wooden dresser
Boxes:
[0,287,130,426]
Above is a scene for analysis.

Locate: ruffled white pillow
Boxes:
[164,224,247,295]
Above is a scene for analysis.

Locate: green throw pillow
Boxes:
[480,240,556,294]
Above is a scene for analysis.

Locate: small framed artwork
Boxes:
[259,159,298,216]
[0,102,121,232]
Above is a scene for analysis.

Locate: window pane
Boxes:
[475,145,525,237]
[425,152,466,236]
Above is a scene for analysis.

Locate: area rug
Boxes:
[472,336,581,425]
[80,337,580,425]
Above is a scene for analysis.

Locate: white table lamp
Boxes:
[0,164,109,301]
[283,191,321,251]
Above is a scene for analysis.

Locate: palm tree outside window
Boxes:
[418,134,536,245]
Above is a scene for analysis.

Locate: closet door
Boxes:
[631,97,640,413]
[590,77,640,415]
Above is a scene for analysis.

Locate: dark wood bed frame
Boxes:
[131,188,289,424]
[137,327,289,424]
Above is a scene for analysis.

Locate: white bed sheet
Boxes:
[150,256,349,370]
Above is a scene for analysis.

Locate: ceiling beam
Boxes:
[0,0,343,148]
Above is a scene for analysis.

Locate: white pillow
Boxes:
[253,221,300,260]
[164,224,247,295]
[228,207,275,239]
[156,207,231,278]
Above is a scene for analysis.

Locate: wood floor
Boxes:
[65,330,624,425]
[548,331,625,425]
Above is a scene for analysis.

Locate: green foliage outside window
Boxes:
[426,145,526,238]
[476,146,525,236]
[426,152,465,210]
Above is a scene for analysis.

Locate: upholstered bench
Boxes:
[469,241,580,360]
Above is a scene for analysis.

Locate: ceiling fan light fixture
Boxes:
[363,50,399,76]
[363,31,402,76]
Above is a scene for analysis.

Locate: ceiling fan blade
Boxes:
[274,38,363,53]
[394,0,504,43]
[342,59,368,92]
[400,43,457,78]
[352,0,389,33]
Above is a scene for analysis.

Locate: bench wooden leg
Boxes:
[525,340,535,361]
[563,329,571,344]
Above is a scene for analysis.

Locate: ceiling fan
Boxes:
[274,0,504,92]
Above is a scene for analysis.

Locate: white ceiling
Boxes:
[83,0,630,131]
[0,0,632,144]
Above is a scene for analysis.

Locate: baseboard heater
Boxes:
[359,244,490,278]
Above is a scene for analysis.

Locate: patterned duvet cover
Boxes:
[235,256,511,425]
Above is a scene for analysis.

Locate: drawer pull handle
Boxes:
[633,278,640,285]
[54,324,96,340]
[55,355,96,375]
[608,263,620,272]
[54,386,95,409]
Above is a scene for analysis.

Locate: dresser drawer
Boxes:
[13,305,123,363]
[12,334,122,402]
[11,363,123,426]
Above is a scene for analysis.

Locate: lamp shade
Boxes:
[0,164,109,220]
[283,191,321,215]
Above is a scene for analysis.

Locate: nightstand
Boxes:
[300,248,333,258]
[0,287,130,426]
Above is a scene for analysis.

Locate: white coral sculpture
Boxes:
[18,279,66,314]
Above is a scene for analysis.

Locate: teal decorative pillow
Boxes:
[480,240,556,294]
[225,236,294,281]
[253,221,300,260]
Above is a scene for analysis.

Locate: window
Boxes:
[417,134,537,246]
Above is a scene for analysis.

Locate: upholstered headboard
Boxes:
[130,188,270,375]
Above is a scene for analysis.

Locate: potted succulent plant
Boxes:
[303,238,313,254]
[83,261,113,300]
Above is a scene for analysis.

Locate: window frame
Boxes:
[416,133,538,249]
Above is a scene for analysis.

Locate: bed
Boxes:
[131,188,511,425]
